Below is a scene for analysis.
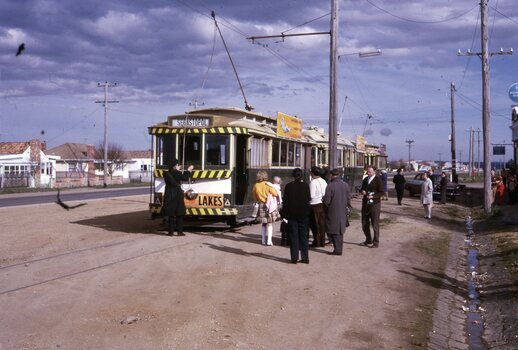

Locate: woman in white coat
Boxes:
[420,172,434,219]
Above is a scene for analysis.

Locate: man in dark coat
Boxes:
[322,168,351,256]
[392,168,406,205]
[360,165,384,248]
[163,159,193,236]
[439,172,448,204]
[282,168,311,264]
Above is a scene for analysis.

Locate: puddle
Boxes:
[464,216,485,349]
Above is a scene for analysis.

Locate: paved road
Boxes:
[0,186,150,208]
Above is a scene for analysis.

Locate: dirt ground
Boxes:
[0,194,468,349]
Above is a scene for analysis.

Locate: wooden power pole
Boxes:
[450,82,457,179]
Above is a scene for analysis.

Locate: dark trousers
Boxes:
[168,215,184,234]
[288,217,309,262]
[329,233,343,254]
[309,203,326,247]
[395,188,404,205]
[440,189,447,204]
[361,202,380,245]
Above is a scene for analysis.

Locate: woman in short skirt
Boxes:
[252,170,280,245]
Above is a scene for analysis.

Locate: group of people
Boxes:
[393,168,449,220]
[253,165,385,264]
[492,168,517,206]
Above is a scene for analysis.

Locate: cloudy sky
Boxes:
[0,0,517,162]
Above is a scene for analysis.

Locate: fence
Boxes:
[0,174,30,188]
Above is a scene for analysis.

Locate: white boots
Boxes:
[266,224,273,246]
[261,224,273,246]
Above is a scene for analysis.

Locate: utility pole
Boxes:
[457,0,513,212]
[475,128,481,175]
[405,139,414,171]
[189,99,204,110]
[328,0,339,169]
[471,128,476,177]
[95,82,118,188]
[467,127,474,176]
[450,82,457,178]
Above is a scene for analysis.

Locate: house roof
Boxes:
[127,150,152,159]
[0,142,30,155]
[46,143,93,160]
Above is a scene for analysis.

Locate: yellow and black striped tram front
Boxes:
[149,117,247,225]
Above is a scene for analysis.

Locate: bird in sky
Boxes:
[56,189,87,210]
[15,43,25,56]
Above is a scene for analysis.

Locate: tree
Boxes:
[94,142,129,178]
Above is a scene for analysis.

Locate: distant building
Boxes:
[46,143,152,188]
[0,139,57,188]
[126,150,153,183]
[46,143,98,188]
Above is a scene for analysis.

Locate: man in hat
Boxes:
[162,159,193,236]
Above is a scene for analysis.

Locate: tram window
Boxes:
[205,134,229,168]
[280,141,288,165]
[272,140,280,166]
[179,135,201,167]
[160,135,177,167]
[288,142,295,165]
[250,137,269,167]
[295,143,301,166]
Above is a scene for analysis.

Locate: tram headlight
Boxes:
[185,189,197,200]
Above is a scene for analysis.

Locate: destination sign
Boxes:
[184,193,224,208]
[171,118,211,127]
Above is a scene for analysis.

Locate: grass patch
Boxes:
[379,217,397,227]
[491,233,518,277]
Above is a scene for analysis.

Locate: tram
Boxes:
[148,107,386,226]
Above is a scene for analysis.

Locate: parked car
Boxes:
[404,173,465,201]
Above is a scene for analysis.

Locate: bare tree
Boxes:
[94,142,129,179]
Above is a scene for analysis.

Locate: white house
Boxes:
[0,139,58,188]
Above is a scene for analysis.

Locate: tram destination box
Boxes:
[170,117,211,128]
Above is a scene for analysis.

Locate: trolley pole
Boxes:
[95,82,118,188]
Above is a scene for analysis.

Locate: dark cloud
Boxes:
[0,0,516,160]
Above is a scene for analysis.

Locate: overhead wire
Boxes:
[489,0,499,41]
[282,12,331,34]
[365,0,479,24]
[458,10,480,91]
[455,90,509,120]
[173,0,326,86]
[46,106,102,144]
[489,5,518,25]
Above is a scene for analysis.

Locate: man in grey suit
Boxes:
[323,168,351,255]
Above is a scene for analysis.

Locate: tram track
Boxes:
[0,233,208,296]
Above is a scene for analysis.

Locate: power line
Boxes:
[365,1,478,24]
[458,10,480,90]
[282,12,330,34]
[173,0,326,86]
[489,5,518,25]
[489,0,499,41]
[455,91,510,120]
